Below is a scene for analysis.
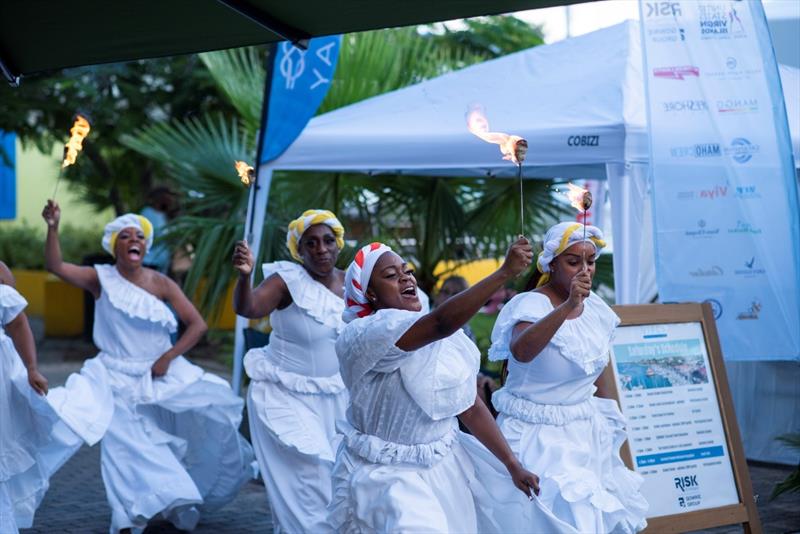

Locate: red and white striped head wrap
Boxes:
[343,242,393,323]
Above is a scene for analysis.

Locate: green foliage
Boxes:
[771,433,800,500]
[0,55,241,214]
[428,15,545,59]
[0,223,104,269]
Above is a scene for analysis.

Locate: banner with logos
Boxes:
[639,0,800,360]
[0,131,15,220]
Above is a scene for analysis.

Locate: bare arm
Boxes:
[42,200,100,298]
[231,240,291,318]
[459,396,540,498]
[509,271,591,363]
[397,238,532,352]
[151,274,208,376]
[594,364,615,399]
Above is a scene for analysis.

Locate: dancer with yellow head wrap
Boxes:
[41,200,255,533]
[461,221,648,534]
[232,208,348,532]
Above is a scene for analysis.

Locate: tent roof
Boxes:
[0,0,580,81]
[267,20,800,177]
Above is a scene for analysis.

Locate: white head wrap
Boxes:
[102,214,154,257]
[536,221,606,286]
[343,242,393,323]
[286,209,345,262]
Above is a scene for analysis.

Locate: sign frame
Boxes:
[604,302,762,533]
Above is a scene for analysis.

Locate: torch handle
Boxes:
[52,167,64,201]
[517,163,524,236]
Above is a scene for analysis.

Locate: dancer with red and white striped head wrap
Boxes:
[232,209,348,532]
[329,238,540,533]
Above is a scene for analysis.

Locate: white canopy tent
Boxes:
[238,20,800,463]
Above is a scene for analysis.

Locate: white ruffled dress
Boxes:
[331,308,482,533]
[0,285,82,533]
[243,261,348,533]
[463,291,648,534]
[46,264,255,534]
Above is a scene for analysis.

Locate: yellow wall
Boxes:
[0,140,113,229]
[433,258,503,289]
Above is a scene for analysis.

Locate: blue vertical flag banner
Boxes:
[0,131,16,220]
[640,0,800,360]
[259,36,342,164]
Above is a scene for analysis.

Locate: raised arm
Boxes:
[150,274,208,377]
[42,200,100,298]
[231,240,291,318]
[397,237,532,352]
[509,270,591,363]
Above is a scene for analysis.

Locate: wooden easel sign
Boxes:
[607,303,761,533]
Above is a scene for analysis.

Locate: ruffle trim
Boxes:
[339,419,457,467]
[99,352,156,377]
[263,261,344,332]
[489,292,619,376]
[95,264,177,332]
[0,284,27,326]
[502,396,648,533]
[0,448,36,482]
[243,348,346,394]
[492,389,595,426]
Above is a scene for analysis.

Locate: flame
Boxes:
[565,182,592,213]
[235,161,255,186]
[466,105,527,164]
[61,115,91,168]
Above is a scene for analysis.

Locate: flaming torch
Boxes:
[234,160,257,242]
[564,182,593,268]
[53,114,91,199]
[466,104,528,235]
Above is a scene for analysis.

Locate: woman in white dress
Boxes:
[0,262,81,533]
[330,239,541,533]
[232,209,348,532]
[464,222,648,533]
[41,201,255,534]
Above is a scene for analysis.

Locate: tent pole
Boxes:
[0,52,20,87]
[216,0,310,49]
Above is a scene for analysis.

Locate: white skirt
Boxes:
[47,352,255,533]
[463,392,648,534]
[245,353,347,533]
[328,422,479,534]
[0,338,82,532]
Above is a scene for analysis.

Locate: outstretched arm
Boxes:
[397,237,532,352]
[231,240,291,318]
[151,274,208,377]
[459,396,540,498]
[42,200,100,298]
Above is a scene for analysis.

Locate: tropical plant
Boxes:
[122,18,565,316]
[771,433,800,500]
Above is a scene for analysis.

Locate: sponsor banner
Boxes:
[639,0,800,360]
[0,131,15,220]
[610,322,739,517]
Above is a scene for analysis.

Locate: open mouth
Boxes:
[127,245,142,260]
[401,285,417,297]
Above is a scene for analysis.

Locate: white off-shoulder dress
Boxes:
[0,285,82,533]
[463,291,648,534]
[330,308,483,533]
[243,261,348,533]
[46,264,255,534]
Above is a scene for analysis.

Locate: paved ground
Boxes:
[19,328,800,533]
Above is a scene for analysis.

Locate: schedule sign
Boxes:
[610,322,738,517]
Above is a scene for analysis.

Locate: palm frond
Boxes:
[199,47,266,133]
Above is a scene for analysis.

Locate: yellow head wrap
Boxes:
[286,209,345,262]
[102,214,154,257]
[536,221,606,287]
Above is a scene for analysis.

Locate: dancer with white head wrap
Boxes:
[461,221,648,533]
[232,209,349,532]
[41,200,255,533]
[329,238,540,533]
